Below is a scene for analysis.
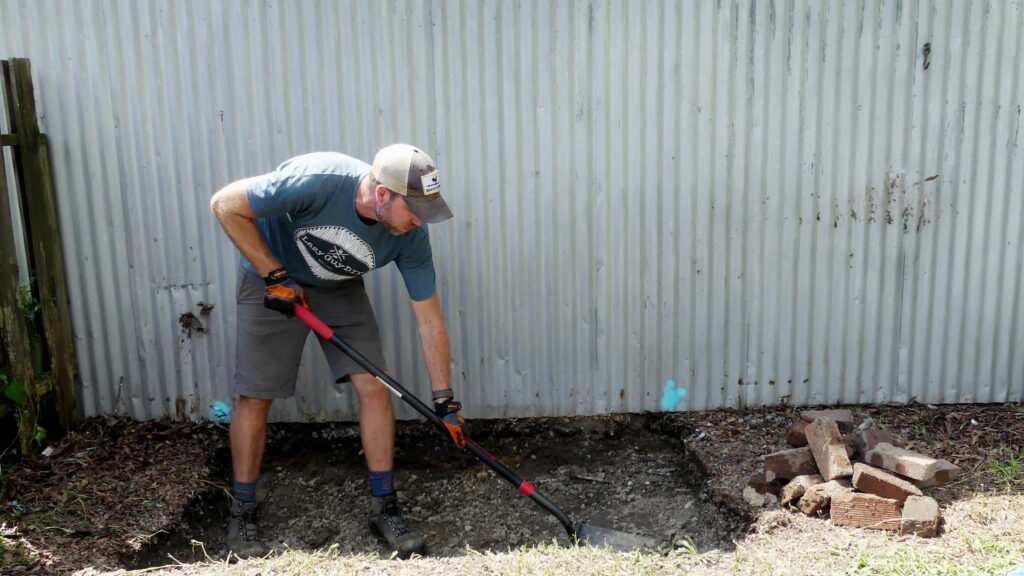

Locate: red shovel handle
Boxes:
[294,305,333,340]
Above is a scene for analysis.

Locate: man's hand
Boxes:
[434,399,468,449]
[263,267,308,318]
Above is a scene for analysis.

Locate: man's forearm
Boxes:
[412,294,452,397]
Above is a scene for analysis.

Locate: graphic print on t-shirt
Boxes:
[294,226,376,281]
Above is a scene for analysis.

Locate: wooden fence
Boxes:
[0,58,76,453]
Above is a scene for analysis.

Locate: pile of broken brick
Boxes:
[747,409,960,537]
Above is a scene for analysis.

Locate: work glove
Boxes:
[434,399,468,450]
[263,267,308,318]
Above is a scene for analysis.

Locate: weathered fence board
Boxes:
[0,58,76,442]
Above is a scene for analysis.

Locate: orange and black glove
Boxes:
[434,398,468,450]
[263,267,308,318]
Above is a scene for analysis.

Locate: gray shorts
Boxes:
[233,266,388,399]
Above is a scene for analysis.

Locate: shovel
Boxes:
[294,305,659,552]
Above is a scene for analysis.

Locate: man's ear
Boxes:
[374,184,392,204]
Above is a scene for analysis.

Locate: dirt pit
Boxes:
[131,414,745,566]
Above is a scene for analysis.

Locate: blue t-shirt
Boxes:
[243,152,436,301]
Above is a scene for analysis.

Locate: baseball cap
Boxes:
[371,143,453,223]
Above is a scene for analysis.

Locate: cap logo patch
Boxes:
[421,170,441,196]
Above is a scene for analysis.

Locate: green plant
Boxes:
[989,447,1024,482]
[17,279,47,346]
[0,367,46,461]
[0,279,51,461]
[0,367,26,406]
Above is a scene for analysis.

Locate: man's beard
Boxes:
[375,198,405,235]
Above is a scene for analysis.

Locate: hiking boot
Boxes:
[226,500,266,559]
[367,494,425,558]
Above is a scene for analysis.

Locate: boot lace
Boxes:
[236,502,261,542]
[379,499,410,537]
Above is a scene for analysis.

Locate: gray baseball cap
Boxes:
[371,143,453,223]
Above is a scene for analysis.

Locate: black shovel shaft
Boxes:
[294,306,576,537]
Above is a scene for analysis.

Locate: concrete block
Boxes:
[781,474,823,507]
[797,479,852,516]
[830,492,902,530]
[900,495,940,537]
[852,463,923,504]
[764,447,818,483]
[806,417,854,481]
[865,442,939,482]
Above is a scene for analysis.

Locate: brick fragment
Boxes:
[856,428,894,455]
[900,495,940,537]
[852,463,923,503]
[797,479,852,516]
[865,442,939,482]
[912,459,961,489]
[801,409,855,431]
[830,492,902,530]
[764,447,818,483]
[805,417,854,481]
[781,474,823,507]
[747,473,783,496]
[787,420,809,447]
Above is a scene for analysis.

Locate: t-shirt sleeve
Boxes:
[245,162,334,218]
[395,226,437,301]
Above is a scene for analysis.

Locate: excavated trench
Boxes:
[131,414,748,567]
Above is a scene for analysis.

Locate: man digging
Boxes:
[210,144,467,558]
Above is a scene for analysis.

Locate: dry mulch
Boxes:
[1,416,225,574]
[1,402,1022,575]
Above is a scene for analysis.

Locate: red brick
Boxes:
[852,463,923,504]
[797,479,852,516]
[856,429,894,455]
[787,420,809,447]
[865,442,939,482]
[805,417,854,481]
[912,459,961,488]
[801,409,855,431]
[781,474,823,507]
[830,492,902,530]
[764,447,818,483]
[900,495,940,537]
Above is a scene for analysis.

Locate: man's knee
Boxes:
[235,396,274,417]
[350,374,392,404]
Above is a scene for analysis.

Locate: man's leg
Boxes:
[231,396,273,483]
[226,395,273,558]
[351,373,424,557]
[350,373,395,471]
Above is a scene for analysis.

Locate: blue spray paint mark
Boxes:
[660,380,687,411]
[209,400,232,424]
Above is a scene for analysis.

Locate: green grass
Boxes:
[989,447,1024,482]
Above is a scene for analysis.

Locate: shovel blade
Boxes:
[576,523,661,552]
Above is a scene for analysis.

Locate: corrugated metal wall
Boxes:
[1,0,1021,422]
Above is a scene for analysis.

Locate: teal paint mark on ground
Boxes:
[660,380,687,411]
